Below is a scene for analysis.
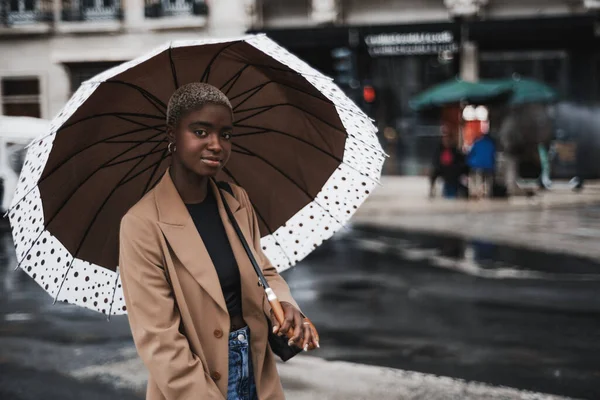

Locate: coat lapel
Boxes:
[154,171,242,315]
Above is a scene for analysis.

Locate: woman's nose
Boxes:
[207,133,222,151]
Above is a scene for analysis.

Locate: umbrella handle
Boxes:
[266,288,295,337]
[266,288,320,346]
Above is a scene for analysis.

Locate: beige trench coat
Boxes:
[119,171,299,400]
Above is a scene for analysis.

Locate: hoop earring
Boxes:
[168,142,176,153]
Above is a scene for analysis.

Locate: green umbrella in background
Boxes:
[495,78,559,105]
[409,78,513,111]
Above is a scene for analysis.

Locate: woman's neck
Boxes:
[169,163,210,204]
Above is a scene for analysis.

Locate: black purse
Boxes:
[216,182,304,362]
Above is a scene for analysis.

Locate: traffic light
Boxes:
[363,85,376,103]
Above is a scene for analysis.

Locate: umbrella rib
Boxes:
[72,139,166,260]
[9,124,165,214]
[105,80,167,115]
[142,148,170,195]
[104,146,166,169]
[229,81,269,103]
[221,168,294,267]
[230,84,268,112]
[229,78,365,117]
[231,143,345,227]
[39,124,165,182]
[15,132,168,272]
[54,140,166,305]
[233,124,343,163]
[200,42,238,83]
[119,150,170,188]
[168,47,179,89]
[107,268,121,318]
[53,256,75,305]
[104,139,165,144]
[225,59,319,78]
[220,64,251,95]
[245,103,348,134]
[61,112,164,131]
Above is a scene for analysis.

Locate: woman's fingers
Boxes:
[310,325,320,349]
[301,323,312,351]
[270,309,279,334]
[289,311,303,346]
[278,304,294,337]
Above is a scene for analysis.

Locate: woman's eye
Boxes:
[194,129,208,137]
[222,132,232,141]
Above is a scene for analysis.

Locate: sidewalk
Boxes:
[69,349,571,400]
[351,176,600,260]
[356,176,600,215]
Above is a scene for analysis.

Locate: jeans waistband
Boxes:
[229,325,249,345]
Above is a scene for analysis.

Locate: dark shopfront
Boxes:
[253,15,600,177]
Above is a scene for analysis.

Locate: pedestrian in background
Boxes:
[467,130,497,199]
[119,83,318,400]
[430,129,469,199]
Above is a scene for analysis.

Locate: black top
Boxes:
[185,189,242,318]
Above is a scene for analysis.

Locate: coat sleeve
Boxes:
[119,212,224,400]
[234,186,301,314]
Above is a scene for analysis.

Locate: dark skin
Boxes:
[167,103,318,351]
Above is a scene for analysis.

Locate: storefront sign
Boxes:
[364,31,459,56]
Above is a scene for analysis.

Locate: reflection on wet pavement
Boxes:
[282,228,600,400]
[1,224,599,399]
[0,228,132,343]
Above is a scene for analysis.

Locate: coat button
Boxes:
[211,371,221,381]
[214,329,223,338]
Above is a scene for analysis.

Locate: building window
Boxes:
[63,61,123,94]
[144,0,207,18]
[1,77,42,118]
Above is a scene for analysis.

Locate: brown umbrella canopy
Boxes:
[9,36,384,314]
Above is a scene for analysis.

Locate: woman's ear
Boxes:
[166,125,175,143]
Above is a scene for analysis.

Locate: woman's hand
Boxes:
[271,301,319,351]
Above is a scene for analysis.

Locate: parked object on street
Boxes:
[6,35,385,316]
[0,116,50,212]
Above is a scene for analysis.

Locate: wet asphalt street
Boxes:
[1,214,600,399]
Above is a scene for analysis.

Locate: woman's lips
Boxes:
[201,158,221,167]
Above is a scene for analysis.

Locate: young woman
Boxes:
[119,82,318,400]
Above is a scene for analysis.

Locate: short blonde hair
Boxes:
[166,82,233,127]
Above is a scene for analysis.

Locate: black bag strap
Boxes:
[215,181,270,289]
[217,181,234,196]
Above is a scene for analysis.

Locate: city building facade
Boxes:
[2,0,600,176]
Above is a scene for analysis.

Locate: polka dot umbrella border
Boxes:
[7,34,386,316]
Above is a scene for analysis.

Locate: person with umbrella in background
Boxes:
[119,82,318,400]
[7,36,384,400]
[430,126,469,199]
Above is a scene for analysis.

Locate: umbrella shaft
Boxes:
[266,288,295,338]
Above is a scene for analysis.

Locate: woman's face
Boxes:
[168,103,233,178]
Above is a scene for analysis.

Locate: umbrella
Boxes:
[409,78,513,111]
[7,35,385,316]
[494,78,559,105]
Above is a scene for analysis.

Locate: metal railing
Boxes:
[0,0,53,25]
[144,0,207,18]
[61,0,122,21]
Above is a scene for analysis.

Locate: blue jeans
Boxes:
[227,326,258,400]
